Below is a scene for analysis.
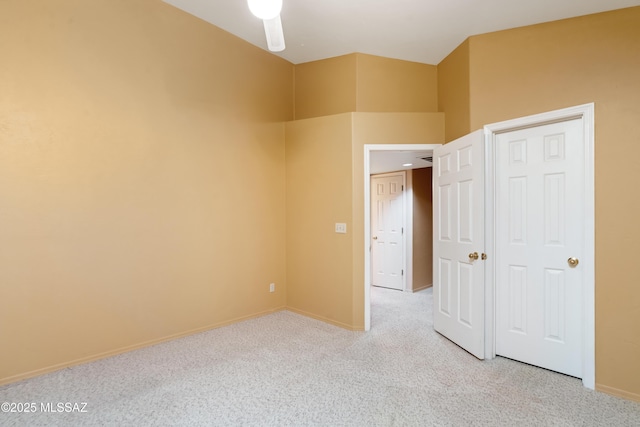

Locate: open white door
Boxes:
[433,130,485,359]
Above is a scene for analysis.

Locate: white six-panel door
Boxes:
[495,119,585,377]
[371,172,405,290]
[433,130,485,359]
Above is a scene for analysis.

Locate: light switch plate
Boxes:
[335,223,347,234]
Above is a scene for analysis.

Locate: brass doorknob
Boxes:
[568,257,579,267]
[373,236,378,240]
[469,252,479,261]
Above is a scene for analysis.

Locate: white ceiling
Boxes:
[163,0,639,65]
[370,150,432,175]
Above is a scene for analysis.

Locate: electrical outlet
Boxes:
[335,223,347,234]
[269,283,275,293]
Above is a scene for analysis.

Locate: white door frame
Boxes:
[364,144,442,331]
[483,103,595,389]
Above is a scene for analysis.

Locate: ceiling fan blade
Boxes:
[263,15,285,52]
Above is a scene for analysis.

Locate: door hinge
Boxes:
[402,227,404,235]
[401,185,404,191]
[401,269,404,276]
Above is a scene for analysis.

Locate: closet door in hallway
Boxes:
[371,172,405,291]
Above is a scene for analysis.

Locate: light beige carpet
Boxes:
[1,286,639,426]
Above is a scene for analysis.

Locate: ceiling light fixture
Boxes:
[247,0,282,20]
[247,0,286,52]
[403,163,413,167]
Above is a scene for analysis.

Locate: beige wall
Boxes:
[284,113,444,330]
[411,168,433,291]
[356,54,438,113]
[437,39,471,141]
[285,114,355,328]
[285,112,443,329]
[0,0,292,384]
[294,55,357,120]
[289,50,444,329]
[294,54,438,120]
[438,6,640,401]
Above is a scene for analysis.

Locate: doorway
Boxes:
[364,144,442,331]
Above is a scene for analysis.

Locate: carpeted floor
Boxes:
[1,286,639,426]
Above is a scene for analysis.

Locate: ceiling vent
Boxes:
[420,156,433,163]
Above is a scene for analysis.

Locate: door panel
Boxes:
[371,173,405,290]
[495,119,584,378]
[433,130,485,359]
